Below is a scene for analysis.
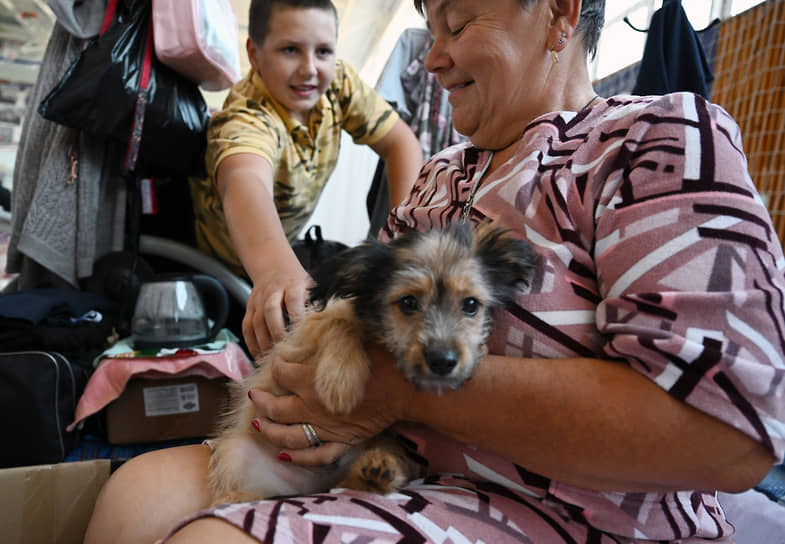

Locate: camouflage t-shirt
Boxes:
[191,60,398,276]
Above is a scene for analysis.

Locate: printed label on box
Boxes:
[143,383,200,416]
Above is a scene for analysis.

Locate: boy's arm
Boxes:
[370,118,423,208]
[216,153,311,358]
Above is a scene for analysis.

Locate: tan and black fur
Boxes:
[208,221,536,505]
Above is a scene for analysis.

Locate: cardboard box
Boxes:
[0,459,111,544]
[106,375,230,444]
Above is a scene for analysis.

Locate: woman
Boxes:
[85,1,784,542]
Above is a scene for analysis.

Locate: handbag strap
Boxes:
[139,17,154,91]
[123,14,155,172]
[304,225,324,246]
[99,0,119,35]
[63,0,119,187]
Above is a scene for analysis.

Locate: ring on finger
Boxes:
[301,422,322,448]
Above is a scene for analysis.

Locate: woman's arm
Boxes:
[216,153,312,357]
[253,346,774,493]
[403,350,775,493]
[369,118,423,208]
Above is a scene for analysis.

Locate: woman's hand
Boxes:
[242,263,312,358]
[248,346,414,466]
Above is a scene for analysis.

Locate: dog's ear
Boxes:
[472,222,537,305]
[308,239,395,309]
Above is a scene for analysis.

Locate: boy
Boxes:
[190,0,423,358]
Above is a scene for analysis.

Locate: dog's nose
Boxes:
[425,349,459,376]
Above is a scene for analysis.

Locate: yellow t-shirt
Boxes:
[190,60,398,277]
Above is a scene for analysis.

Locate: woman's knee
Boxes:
[166,517,261,543]
[84,444,213,544]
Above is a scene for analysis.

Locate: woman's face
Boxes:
[247,7,337,123]
[424,0,552,149]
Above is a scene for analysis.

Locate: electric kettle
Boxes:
[131,273,230,349]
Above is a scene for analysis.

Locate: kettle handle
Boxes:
[191,274,230,342]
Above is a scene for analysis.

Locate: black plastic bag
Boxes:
[38,0,208,178]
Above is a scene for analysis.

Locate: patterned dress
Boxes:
[163,93,785,543]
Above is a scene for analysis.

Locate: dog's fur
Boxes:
[208,222,536,505]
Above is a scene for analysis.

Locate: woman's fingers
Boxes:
[244,347,407,468]
[250,387,311,425]
[270,358,316,398]
[252,416,316,450]
[280,441,350,467]
[249,403,349,465]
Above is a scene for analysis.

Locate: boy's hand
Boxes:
[243,263,312,358]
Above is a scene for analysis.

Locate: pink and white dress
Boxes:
[163,93,785,543]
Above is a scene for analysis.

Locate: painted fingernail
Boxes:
[251,419,261,432]
[248,390,253,400]
[278,452,292,462]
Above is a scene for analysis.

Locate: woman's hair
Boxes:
[248,0,338,45]
[413,0,605,59]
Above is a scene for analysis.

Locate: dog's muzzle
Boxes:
[424,348,459,376]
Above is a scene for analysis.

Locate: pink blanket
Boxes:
[68,342,254,431]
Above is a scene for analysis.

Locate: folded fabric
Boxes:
[69,339,253,431]
[0,287,114,325]
[0,287,117,360]
[93,328,239,366]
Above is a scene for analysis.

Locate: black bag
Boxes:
[38,0,209,178]
[293,225,349,271]
[0,351,90,468]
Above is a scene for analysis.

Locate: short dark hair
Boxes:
[413,0,605,59]
[248,0,338,45]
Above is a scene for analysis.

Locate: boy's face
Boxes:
[247,6,338,123]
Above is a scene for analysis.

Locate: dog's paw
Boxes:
[339,449,409,494]
[314,356,370,414]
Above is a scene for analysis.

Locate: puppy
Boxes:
[208,221,536,505]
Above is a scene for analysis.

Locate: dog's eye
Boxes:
[398,295,419,315]
[462,297,479,316]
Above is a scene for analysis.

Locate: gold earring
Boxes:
[551,49,559,63]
